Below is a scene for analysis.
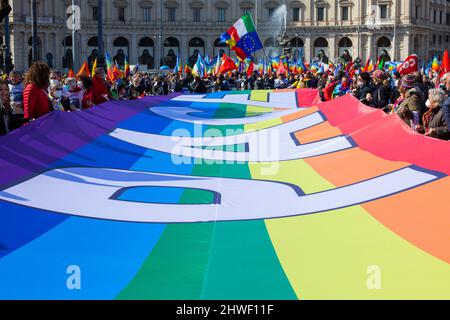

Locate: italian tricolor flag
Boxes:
[220,13,263,61]
[226,14,256,46]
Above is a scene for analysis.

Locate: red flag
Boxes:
[345,61,354,73]
[232,46,247,62]
[67,69,75,78]
[398,54,418,75]
[218,54,237,74]
[276,60,286,76]
[246,62,254,77]
[441,49,450,76]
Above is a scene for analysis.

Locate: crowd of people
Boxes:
[0,59,449,140]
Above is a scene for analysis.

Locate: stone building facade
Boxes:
[4,0,450,71]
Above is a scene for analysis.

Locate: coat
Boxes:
[92,77,109,105]
[398,87,425,114]
[370,84,389,109]
[23,83,51,120]
[428,107,449,140]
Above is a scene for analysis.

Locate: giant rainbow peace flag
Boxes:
[1,89,450,299]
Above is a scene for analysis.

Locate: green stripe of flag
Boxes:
[242,13,256,33]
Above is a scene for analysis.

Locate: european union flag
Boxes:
[236,32,263,56]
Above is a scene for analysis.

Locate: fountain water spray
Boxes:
[268,4,287,56]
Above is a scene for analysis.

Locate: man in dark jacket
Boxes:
[367,70,389,109]
[353,72,373,105]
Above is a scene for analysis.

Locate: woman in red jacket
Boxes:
[23,62,52,122]
[79,76,95,109]
[91,67,109,105]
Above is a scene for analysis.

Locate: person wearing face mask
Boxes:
[332,74,352,99]
[8,70,25,130]
[48,82,65,111]
[367,70,389,109]
[415,88,449,140]
[352,72,373,105]
[65,78,83,111]
[439,74,450,134]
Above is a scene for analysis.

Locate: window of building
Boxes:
[218,8,226,22]
[379,5,387,19]
[415,5,420,19]
[439,35,442,45]
[118,7,125,22]
[268,8,275,19]
[434,10,437,23]
[447,13,450,26]
[168,7,176,22]
[193,7,201,22]
[342,6,349,21]
[317,7,325,21]
[440,11,443,24]
[243,8,252,16]
[143,8,150,21]
[293,8,300,22]
[92,6,98,21]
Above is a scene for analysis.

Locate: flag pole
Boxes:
[255,0,258,31]
[31,0,38,62]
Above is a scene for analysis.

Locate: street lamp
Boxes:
[3,8,12,73]
[159,0,163,67]
[71,0,76,71]
[31,0,38,62]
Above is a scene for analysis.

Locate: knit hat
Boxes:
[401,74,416,89]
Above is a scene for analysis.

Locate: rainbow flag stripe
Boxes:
[0,90,449,299]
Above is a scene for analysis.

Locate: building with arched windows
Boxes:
[5,0,450,71]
